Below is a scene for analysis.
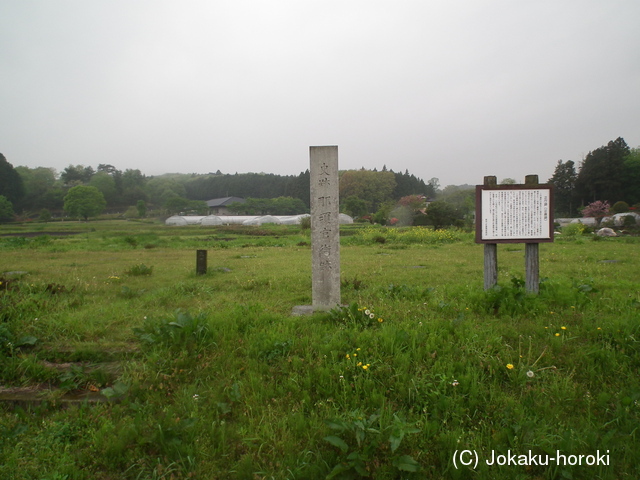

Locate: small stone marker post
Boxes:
[310,146,341,311]
[196,250,207,276]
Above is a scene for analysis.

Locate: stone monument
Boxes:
[310,146,341,310]
[292,146,341,315]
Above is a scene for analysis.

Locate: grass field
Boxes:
[1,220,639,479]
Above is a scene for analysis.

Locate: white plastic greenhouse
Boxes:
[165,213,352,226]
[165,216,188,226]
[242,215,281,225]
[200,215,223,226]
[339,213,354,224]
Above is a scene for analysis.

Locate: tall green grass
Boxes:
[0,221,639,479]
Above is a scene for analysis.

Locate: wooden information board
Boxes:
[475,185,554,244]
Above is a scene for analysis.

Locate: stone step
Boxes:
[0,385,112,407]
[0,345,135,408]
[40,360,122,376]
[36,343,140,363]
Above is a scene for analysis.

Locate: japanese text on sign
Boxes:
[481,189,550,241]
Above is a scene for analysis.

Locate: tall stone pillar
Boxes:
[310,146,341,310]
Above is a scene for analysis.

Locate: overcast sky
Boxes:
[1,1,639,187]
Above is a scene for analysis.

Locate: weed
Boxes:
[381,283,433,300]
[118,285,144,299]
[123,236,138,247]
[259,340,292,363]
[0,324,38,357]
[324,410,420,477]
[239,277,271,290]
[57,364,89,392]
[101,381,130,401]
[45,283,67,294]
[0,276,17,291]
[328,303,385,329]
[345,225,468,246]
[562,222,589,237]
[341,276,366,291]
[132,310,214,351]
[172,281,214,297]
[126,263,154,276]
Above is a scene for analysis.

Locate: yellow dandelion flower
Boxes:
[356,348,361,351]
[362,365,368,370]
[561,326,567,330]
[506,364,514,370]
[378,318,383,323]
[357,362,362,366]
[555,333,560,337]
[345,354,350,359]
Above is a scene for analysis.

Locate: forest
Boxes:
[0,159,436,223]
[549,137,640,217]
[0,136,638,224]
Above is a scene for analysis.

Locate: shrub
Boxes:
[611,201,630,214]
[622,214,638,227]
[0,195,15,222]
[347,226,467,245]
[39,209,52,222]
[123,206,139,219]
[412,213,430,226]
[299,215,311,230]
[562,222,588,237]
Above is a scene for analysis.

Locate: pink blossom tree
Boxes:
[581,200,610,218]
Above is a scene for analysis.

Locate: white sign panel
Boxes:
[481,188,551,241]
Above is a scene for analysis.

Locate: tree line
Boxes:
[548,137,640,217]
[2,136,636,223]
[0,156,437,221]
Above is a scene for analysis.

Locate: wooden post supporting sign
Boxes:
[524,175,540,294]
[483,176,498,290]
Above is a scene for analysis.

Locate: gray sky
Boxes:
[2,0,639,187]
